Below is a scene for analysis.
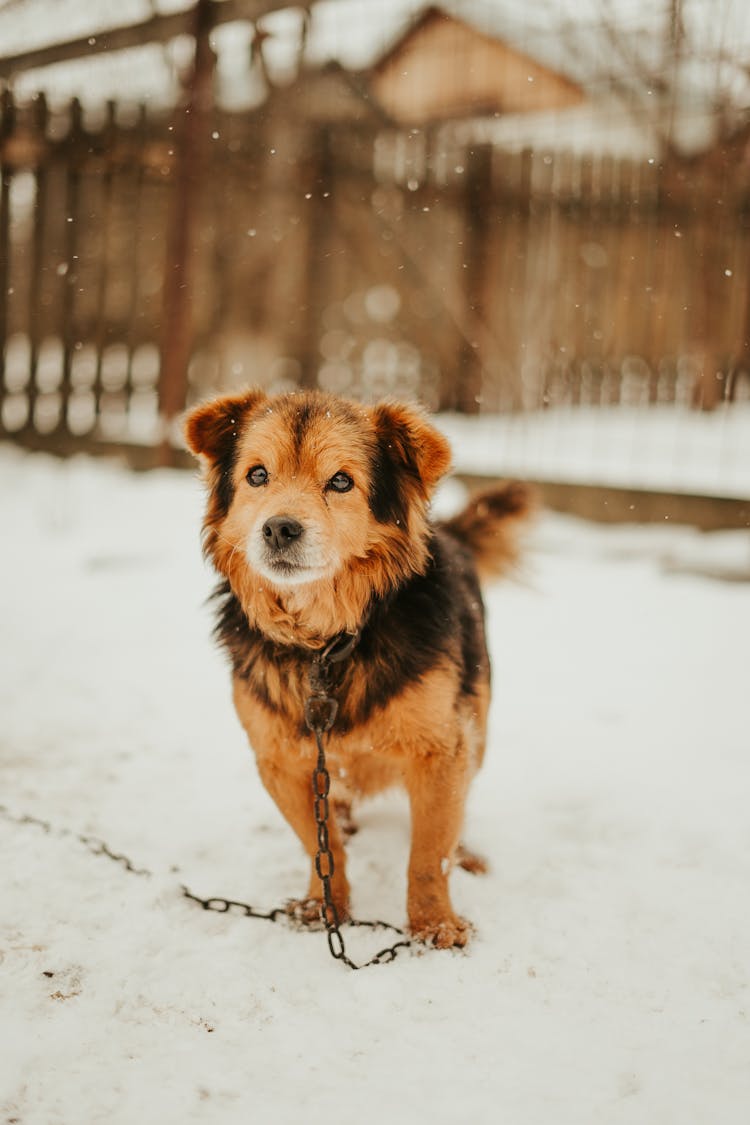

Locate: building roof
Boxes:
[366,6,586,126]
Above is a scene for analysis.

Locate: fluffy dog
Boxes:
[184,388,531,948]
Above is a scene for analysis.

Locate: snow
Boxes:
[438,404,750,500]
[1,442,749,1123]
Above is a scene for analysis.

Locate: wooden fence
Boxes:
[1,85,750,464]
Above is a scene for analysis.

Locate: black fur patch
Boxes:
[212,403,251,517]
[368,414,421,525]
[213,528,489,736]
[357,530,487,713]
[289,398,316,452]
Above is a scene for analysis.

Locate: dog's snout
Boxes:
[262,515,304,551]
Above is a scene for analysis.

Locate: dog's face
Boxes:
[184,389,451,637]
[205,399,378,589]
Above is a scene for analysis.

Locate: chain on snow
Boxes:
[0,633,413,970]
[0,804,153,877]
[303,630,412,968]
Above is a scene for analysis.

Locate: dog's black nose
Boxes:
[262,515,304,551]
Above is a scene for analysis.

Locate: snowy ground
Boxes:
[1,443,749,1124]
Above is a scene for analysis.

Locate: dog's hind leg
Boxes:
[456,842,488,875]
[333,799,358,839]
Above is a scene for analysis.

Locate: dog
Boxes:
[184,388,532,948]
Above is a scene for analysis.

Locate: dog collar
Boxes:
[317,630,360,663]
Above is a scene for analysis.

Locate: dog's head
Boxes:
[184,388,451,642]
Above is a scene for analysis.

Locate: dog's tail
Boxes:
[439,481,535,581]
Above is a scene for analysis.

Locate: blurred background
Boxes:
[1,0,749,526]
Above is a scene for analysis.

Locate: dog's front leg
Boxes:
[405,746,473,948]
[255,752,351,924]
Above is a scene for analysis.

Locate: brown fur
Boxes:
[184,387,532,948]
[440,481,535,581]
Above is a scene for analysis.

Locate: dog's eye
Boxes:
[327,471,353,493]
[246,465,268,487]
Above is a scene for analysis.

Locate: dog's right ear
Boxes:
[183,388,266,462]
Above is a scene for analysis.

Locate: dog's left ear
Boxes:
[183,388,266,462]
[371,402,452,498]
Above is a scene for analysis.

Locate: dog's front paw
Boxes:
[285,897,326,928]
[285,896,350,929]
[410,914,474,949]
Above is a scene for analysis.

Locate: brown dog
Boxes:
[184,388,531,948]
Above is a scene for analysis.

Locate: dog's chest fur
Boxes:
[216,529,490,747]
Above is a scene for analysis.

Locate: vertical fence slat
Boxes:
[456,144,492,412]
[0,87,15,410]
[92,100,117,420]
[124,104,148,396]
[26,92,49,429]
[299,126,333,389]
[58,96,83,433]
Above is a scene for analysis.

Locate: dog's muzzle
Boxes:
[251,513,331,584]
[262,515,304,553]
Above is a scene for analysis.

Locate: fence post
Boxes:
[298,125,333,389]
[58,96,84,434]
[91,99,117,419]
[0,86,15,414]
[157,0,215,465]
[26,92,49,431]
[456,144,492,413]
[686,156,724,411]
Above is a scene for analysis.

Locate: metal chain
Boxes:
[0,803,153,876]
[0,636,412,969]
[0,801,298,924]
[0,801,410,960]
[304,631,412,969]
